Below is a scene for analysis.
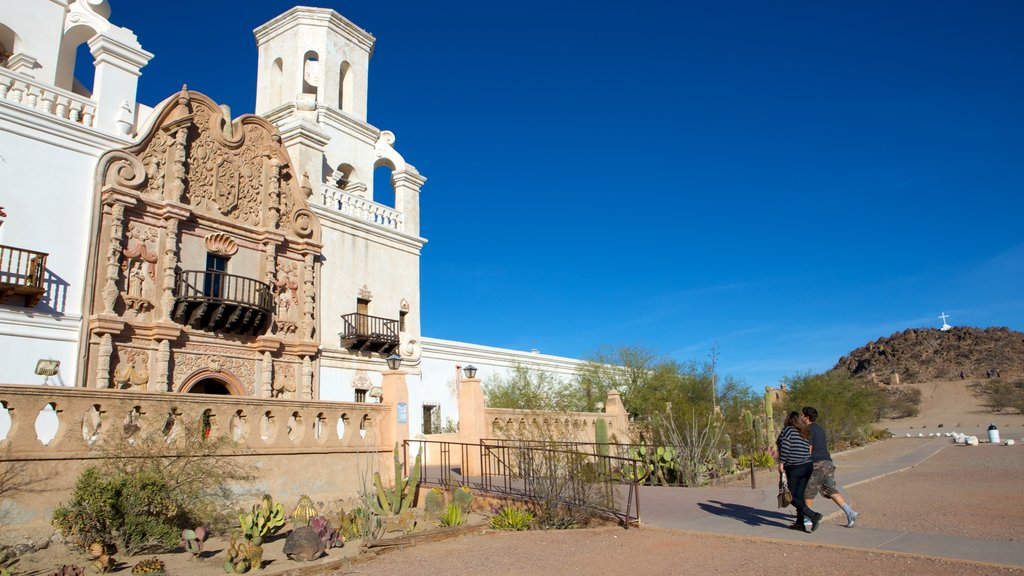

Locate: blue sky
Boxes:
[107,1,1023,389]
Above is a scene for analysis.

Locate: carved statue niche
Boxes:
[121,223,159,314]
[113,348,151,390]
[272,260,300,335]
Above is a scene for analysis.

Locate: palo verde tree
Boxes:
[782,370,883,449]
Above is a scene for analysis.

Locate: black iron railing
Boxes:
[339,312,399,353]
[0,244,47,306]
[405,439,642,528]
[172,270,272,335]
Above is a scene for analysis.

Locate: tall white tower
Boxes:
[253,7,427,403]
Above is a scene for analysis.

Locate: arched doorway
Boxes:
[180,370,246,396]
[186,378,232,395]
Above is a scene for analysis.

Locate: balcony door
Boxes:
[357,297,370,335]
[204,254,228,298]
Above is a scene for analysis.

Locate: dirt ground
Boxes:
[9,379,1023,575]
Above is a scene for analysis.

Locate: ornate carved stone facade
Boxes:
[82,88,323,396]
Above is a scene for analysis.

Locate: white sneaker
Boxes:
[846,511,859,528]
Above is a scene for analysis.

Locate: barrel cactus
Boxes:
[292,494,318,527]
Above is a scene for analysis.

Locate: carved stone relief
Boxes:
[89,88,323,394]
[358,285,373,301]
[271,361,297,398]
[272,260,300,335]
[121,222,159,315]
[352,370,370,390]
[113,348,150,390]
[204,232,238,256]
[172,345,257,394]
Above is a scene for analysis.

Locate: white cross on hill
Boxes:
[939,312,952,331]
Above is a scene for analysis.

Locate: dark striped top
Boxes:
[777,426,812,466]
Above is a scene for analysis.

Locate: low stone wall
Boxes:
[0,385,392,542]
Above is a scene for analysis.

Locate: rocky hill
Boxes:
[833,327,1024,384]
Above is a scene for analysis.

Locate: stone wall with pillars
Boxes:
[0,385,392,542]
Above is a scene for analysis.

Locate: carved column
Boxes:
[166,122,189,202]
[96,333,114,388]
[101,203,127,314]
[261,351,273,398]
[265,155,282,229]
[155,339,171,392]
[160,218,180,320]
[301,253,315,340]
[301,355,313,400]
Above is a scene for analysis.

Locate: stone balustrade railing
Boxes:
[483,407,628,445]
[321,183,403,231]
[0,384,390,458]
[0,68,97,128]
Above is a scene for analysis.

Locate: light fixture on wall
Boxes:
[35,359,59,384]
[386,354,402,371]
[463,364,477,379]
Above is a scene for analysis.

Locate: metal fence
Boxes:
[404,438,642,527]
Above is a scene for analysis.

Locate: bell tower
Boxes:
[253,8,376,189]
[254,7,373,119]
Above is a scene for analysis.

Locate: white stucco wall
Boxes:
[416,338,586,438]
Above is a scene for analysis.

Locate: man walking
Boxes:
[802,406,859,528]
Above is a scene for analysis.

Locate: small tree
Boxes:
[485,365,577,411]
[782,371,882,448]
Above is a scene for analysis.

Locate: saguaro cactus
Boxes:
[764,387,776,443]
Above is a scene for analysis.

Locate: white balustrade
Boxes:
[321,183,404,231]
[0,67,97,128]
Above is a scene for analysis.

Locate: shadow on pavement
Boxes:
[698,500,792,527]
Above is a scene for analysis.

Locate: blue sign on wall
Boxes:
[397,402,408,424]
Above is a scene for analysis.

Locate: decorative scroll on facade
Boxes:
[83,87,323,396]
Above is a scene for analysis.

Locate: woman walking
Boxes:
[776,410,823,532]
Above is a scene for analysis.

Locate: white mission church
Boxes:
[0,0,584,441]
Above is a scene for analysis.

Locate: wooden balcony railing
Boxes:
[0,244,47,306]
[172,270,272,335]
[339,312,399,354]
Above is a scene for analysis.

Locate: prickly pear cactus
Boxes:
[240,495,285,544]
[424,486,446,515]
[453,485,473,513]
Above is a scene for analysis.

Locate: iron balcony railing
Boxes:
[0,244,47,306]
[172,270,273,335]
[339,312,399,353]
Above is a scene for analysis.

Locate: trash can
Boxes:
[987,423,1000,444]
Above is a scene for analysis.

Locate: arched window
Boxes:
[372,163,395,208]
[0,23,21,68]
[270,57,284,108]
[55,24,98,93]
[302,50,319,96]
[338,61,353,112]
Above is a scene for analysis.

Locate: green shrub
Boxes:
[489,505,534,531]
[52,467,183,555]
[437,503,465,528]
[52,418,252,555]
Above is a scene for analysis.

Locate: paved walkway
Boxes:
[637,439,1024,569]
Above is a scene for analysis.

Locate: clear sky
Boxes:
[105,1,1023,389]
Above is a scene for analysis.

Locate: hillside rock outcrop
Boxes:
[833,327,1024,384]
